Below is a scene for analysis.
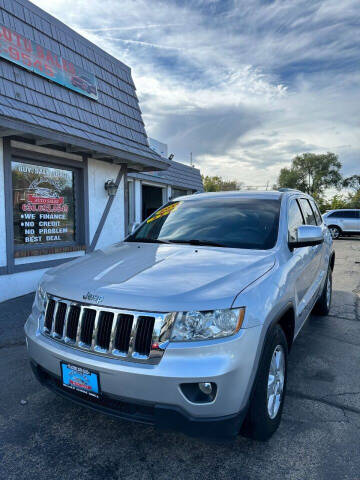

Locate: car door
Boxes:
[341,210,359,231]
[287,198,313,332]
[297,198,323,322]
[309,197,329,281]
[356,210,360,232]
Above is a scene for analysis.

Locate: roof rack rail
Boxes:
[277,188,303,193]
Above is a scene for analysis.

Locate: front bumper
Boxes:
[30,361,246,439]
[25,312,263,438]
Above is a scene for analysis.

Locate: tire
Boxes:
[313,267,332,316]
[241,325,288,441]
[328,225,341,239]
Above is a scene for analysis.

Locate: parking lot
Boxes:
[0,238,359,480]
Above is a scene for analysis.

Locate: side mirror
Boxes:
[131,222,140,234]
[289,225,324,249]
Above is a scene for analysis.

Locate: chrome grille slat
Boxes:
[127,314,139,357]
[108,314,119,353]
[91,310,101,350]
[75,307,85,345]
[50,302,59,337]
[62,303,71,339]
[41,295,174,364]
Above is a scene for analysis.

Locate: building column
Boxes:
[0,138,6,271]
[134,179,142,224]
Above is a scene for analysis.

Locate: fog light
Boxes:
[199,382,212,395]
[180,382,217,403]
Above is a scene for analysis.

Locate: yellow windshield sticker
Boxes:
[147,202,180,223]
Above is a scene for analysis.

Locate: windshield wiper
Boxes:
[164,239,227,248]
[126,238,171,244]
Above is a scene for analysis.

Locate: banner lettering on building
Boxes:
[0,24,98,100]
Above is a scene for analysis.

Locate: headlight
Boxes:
[35,284,47,313]
[170,307,245,342]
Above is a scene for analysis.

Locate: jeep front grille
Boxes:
[41,295,174,364]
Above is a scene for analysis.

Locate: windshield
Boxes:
[126,197,281,250]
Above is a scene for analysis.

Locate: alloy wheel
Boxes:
[329,227,340,239]
[326,274,332,309]
[267,345,285,419]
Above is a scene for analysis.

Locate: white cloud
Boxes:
[31,0,360,186]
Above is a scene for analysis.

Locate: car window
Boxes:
[342,211,357,218]
[309,199,322,225]
[288,199,304,242]
[328,211,356,218]
[299,199,317,225]
[127,197,281,250]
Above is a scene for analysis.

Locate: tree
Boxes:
[277,152,342,196]
[277,168,300,190]
[321,190,360,212]
[325,194,349,210]
[343,174,360,192]
[341,174,360,209]
[202,175,243,192]
[348,190,360,208]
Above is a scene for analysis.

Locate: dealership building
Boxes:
[0,0,203,302]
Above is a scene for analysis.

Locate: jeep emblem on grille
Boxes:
[83,292,104,304]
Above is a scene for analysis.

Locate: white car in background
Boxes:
[322,209,360,239]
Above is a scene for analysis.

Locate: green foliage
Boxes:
[202,175,243,192]
[343,175,360,192]
[277,152,342,196]
[345,190,360,209]
[202,153,358,212]
[321,192,360,212]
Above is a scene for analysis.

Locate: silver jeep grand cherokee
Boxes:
[25,190,334,441]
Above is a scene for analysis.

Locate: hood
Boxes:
[42,242,276,312]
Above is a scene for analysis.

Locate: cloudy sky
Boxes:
[32,0,360,187]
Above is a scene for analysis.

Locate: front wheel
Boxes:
[313,267,332,315]
[241,325,288,441]
[328,225,341,239]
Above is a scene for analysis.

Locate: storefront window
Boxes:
[12,161,76,246]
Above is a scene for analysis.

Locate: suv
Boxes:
[322,209,360,239]
[25,191,334,441]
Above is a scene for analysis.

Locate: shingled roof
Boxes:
[130,160,204,192]
[0,0,169,170]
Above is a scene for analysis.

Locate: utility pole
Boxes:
[190,152,193,167]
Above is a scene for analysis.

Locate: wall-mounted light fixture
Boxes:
[104,180,118,196]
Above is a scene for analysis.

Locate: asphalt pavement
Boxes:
[0,238,359,480]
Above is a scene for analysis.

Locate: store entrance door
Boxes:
[142,185,164,220]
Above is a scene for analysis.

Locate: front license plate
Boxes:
[61,363,100,399]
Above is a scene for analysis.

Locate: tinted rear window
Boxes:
[328,211,358,218]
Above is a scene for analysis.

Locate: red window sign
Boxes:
[27,195,65,205]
